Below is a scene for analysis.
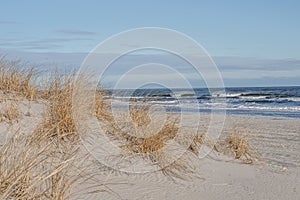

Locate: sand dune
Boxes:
[1,96,299,199]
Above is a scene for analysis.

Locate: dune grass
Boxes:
[0,100,21,124]
[0,129,105,199]
[0,60,107,199]
[212,128,257,164]
[129,104,151,127]
[0,57,258,198]
[225,131,255,164]
[93,93,257,177]
[34,74,78,143]
[0,58,37,100]
[97,102,208,178]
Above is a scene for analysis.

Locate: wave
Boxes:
[243,99,294,104]
[235,105,300,112]
[240,93,274,97]
[196,93,300,102]
[106,86,300,118]
[180,93,195,97]
[146,94,172,98]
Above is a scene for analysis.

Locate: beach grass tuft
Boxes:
[34,74,78,143]
[0,58,37,100]
[0,130,104,199]
[0,100,21,124]
[225,131,254,164]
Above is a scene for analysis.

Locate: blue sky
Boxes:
[0,0,300,87]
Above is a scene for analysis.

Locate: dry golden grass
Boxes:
[0,59,37,100]
[225,132,254,163]
[0,100,21,123]
[0,58,80,143]
[213,129,257,164]
[35,75,77,142]
[129,104,151,127]
[97,103,202,177]
[188,134,205,155]
[96,100,256,178]
[0,130,104,199]
[35,75,107,144]
[95,90,112,122]
[0,60,108,198]
[100,103,179,154]
[120,120,178,154]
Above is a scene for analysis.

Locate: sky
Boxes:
[0,0,300,87]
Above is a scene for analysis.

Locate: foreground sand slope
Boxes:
[94,155,299,200]
[93,115,299,200]
[1,97,299,199]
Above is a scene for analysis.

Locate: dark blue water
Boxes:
[107,86,300,119]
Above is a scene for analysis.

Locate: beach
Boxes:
[1,1,300,199]
[76,114,300,199]
[1,95,299,199]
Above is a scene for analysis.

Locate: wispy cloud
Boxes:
[0,20,17,24]
[0,37,93,51]
[57,29,97,36]
[213,56,300,71]
[0,50,299,87]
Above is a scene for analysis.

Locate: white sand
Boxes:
[88,115,300,200]
[1,98,299,199]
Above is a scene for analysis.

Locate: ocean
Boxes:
[107,86,300,119]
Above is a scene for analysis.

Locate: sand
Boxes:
[1,98,299,199]
[89,115,300,200]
